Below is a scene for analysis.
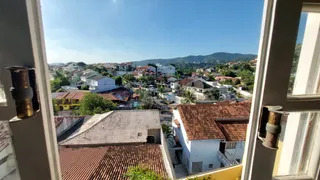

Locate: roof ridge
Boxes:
[60,111,114,145]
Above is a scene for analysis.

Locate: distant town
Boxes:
[45,58,256,179]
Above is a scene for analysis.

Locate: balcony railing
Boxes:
[217,151,239,167]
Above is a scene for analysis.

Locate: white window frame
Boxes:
[242,0,320,180]
[0,0,61,179]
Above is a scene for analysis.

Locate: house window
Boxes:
[209,164,213,168]
[137,132,142,136]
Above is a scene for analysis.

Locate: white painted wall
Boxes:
[189,139,222,173]
[170,82,179,90]
[89,77,117,92]
[225,141,245,163]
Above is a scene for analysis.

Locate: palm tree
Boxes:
[183,90,196,104]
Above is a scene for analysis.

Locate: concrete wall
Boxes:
[225,141,245,163]
[56,116,83,137]
[148,129,161,144]
[189,139,222,173]
[172,95,186,104]
[160,130,176,179]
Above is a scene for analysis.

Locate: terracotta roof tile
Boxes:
[178,102,251,141]
[59,144,167,180]
[179,78,194,86]
[99,93,119,101]
[218,122,247,141]
[53,91,86,100]
[55,92,69,99]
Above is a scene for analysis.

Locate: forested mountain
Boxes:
[132,52,257,66]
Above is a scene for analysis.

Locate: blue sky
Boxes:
[41,0,297,64]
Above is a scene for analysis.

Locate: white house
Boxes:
[170,82,180,91]
[133,66,156,78]
[172,102,250,174]
[86,75,117,93]
[179,77,214,101]
[156,64,176,76]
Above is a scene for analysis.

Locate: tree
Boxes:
[125,165,165,180]
[205,88,220,100]
[80,84,89,90]
[50,71,70,92]
[114,76,123,86]
[158,86,164,93]
[52,99,58,115]
[101,71,112,77]
[162,124,173,138]
[77,62,86,67]
[141,95,155,109]
[238,70,254,86]
[51,76,70,92]
[207,74,215,81]
[123,74,135,84]
[232,78,241,85]
[221,69,236,77]
[182,90,196,104]
[78,93,116,115]
[70,75,81,85]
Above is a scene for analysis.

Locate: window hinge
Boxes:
[7,66,39,119]
[258,106,289,150]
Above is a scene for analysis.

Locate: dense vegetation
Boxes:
[125,165,166,180]
[50,71,70,92]
[133,52,256,66]
[77,93,116,115]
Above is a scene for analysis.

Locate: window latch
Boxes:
[258,106,289,150]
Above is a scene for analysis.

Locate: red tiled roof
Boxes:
[99,93,119,101]
[54,91,86,100]
[218,123,247,141]
[177,102,251,141]
[179,78,194,86]
[55,92,69,99]
[135,66,149,71]
[59,144,167,180]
